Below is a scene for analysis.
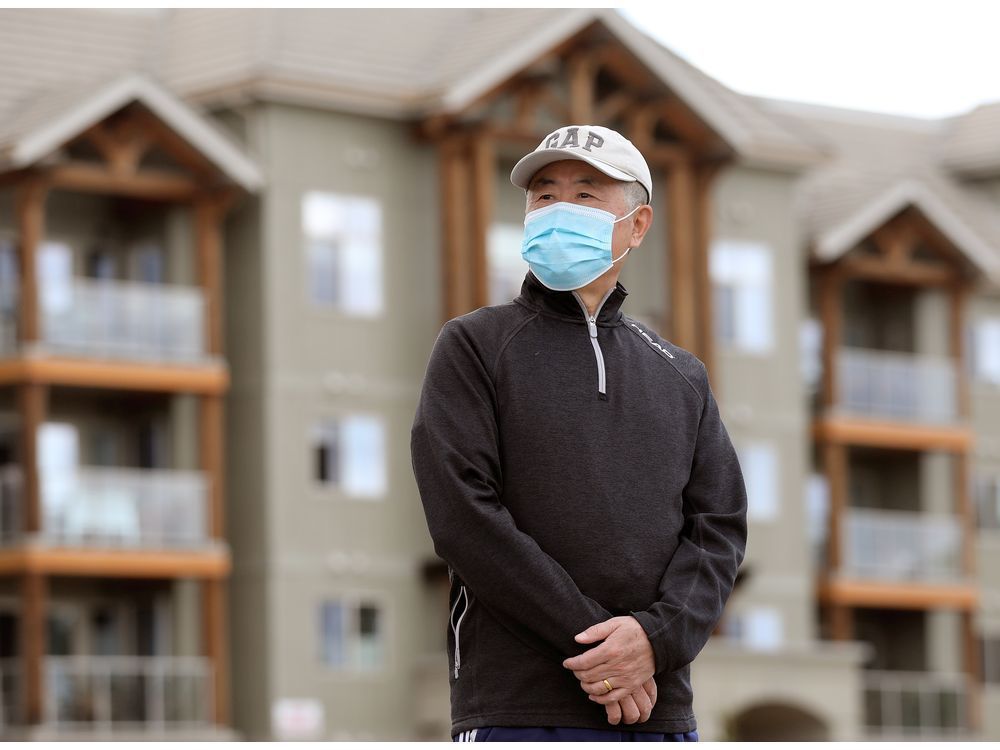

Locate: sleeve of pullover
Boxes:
[630,360,748,675]
[410,319,613,661]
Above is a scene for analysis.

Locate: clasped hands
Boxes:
[562,616,656,726]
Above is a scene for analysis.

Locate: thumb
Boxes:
[575,618,620,644]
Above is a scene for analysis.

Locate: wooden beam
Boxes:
[14,178,47,344]
[79,119,153,178]
[16,383,45,535]
[0,356,230,394]
[203,578,228,726]
[818,576,979,610]
[838,255,956,286]
[595,90,632,124]
[470,131,494,309]
[438,134,474,323]
[200,394,224,540]
[823,441,848,573]
[961,611,982,732]
[0,545,230,578]
[194,193,229,357]
[127,104,219,180]
[818,267,842,410]
[950,283,969,418]
[693,162,722,387]
[21,572,45,724]
[828,604,853,641]
[567,53,595,123]
[666,158,697,350]
[45,162,201,201]
[812,416,973,453]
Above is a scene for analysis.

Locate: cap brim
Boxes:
[510,149,636,190]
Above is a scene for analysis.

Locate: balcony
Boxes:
[0,464,209,548]
[836,347,957,424]
[863,670,967,738]
[0,656,212,732]
[844,508,962,582]
[0,278,205,363]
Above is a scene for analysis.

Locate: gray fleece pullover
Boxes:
[410,269,748,736]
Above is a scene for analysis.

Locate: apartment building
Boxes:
[0,7,997,741]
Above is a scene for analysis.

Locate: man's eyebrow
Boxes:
[528,175,600,190]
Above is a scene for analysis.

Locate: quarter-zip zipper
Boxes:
[571,286,616,400]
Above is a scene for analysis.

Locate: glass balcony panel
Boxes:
[844,509,962,581]
[836,347,957,423]
[863,670,966,737]
[42,656,211,730]
[38,278,205,363]
[39,467,209,548]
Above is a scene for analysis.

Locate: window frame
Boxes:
[317,591,391,675]
[301,190,384,318]
[710,238,776,355]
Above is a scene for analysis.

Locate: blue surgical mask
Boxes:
[521,201,641,291]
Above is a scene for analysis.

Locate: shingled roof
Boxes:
[755,97,1000,281]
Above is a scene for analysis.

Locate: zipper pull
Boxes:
[587,317,598,338]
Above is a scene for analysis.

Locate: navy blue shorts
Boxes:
[453,727,698,742]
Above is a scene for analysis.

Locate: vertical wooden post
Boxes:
[567,54,595,123]
[666,158,697,351]
[824,440,848,574]
[21,572,46,724]
[960,611,982,732]
[438,133,474,322]
[15,178,48,346]
[194,195,225,357]
[819,267,843,411]
[17,383,46,534]
[199,392,226,725]
[202,578,228,726]
[470,131,494,310]
[828,602,853,641]
[693,163,721,386]
[200,394,224,540]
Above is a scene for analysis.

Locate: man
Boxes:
[410,125,747,742]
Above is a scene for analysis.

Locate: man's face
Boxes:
[525,160,645,263]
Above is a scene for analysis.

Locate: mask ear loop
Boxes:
[610,203,642,265]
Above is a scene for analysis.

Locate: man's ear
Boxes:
[629,205,654,249]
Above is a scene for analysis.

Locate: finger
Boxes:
[605,700,622,726]
[619,695,641,725]
[588,686,633,705]
[642,678,657,709]
[632,686,653,723]
[574,617,623,645]
[580,678,635,697]
[563,642,613,672]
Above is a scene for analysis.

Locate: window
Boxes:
[710,240,774,353]
[313,415,387,499]
[319,598,384,671]
[799,317,822,393]
[970,317,1000,385]
[974,472,1000,530]
[739,442,779,522]
[488,223,526,305]
[302,192,382,316]
[725,607,784,652]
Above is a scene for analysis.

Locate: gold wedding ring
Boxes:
[603,678,614,694]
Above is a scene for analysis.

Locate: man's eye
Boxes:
[578,193,593,199]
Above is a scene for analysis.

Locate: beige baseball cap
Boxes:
[510,124,652,203]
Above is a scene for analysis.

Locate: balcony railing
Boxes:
[0,656,213,730]
[836,347,958,423]
[863,670,967,738]
[0,465,210,548]
[1,277,206,363]
[843,508,963,582]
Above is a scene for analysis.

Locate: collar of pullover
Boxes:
[516,270,629,325]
